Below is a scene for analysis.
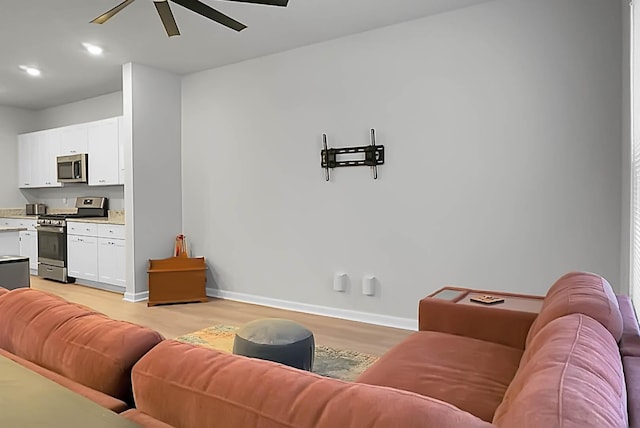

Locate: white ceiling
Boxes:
[1,0,491,110]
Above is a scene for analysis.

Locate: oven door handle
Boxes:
[35,225,65,234]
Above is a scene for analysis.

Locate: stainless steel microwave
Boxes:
[57,154,87,183]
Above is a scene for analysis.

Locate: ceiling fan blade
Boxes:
[154,1,181,36]
[90,0,136,24]
[170,0,247,32]
[223,0,288,6]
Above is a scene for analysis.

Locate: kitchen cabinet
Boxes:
[0,218,38,272]
[17,116,123,189]
[87,118,120,186]
[67,222,98,282]
[0,230,20,257]
[59,124,88,155]
[17,219,38,272]
[19,230,38,272]
[37,129,62,187]
[67,222,125,288]
[18,133,33,188]
[97,224,125,287]
[17,129,62,188]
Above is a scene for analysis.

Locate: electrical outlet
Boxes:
[362,275,376,296]
[333,273,347,292]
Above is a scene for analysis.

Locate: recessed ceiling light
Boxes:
[82,43,103,56]
[18,65,41,77]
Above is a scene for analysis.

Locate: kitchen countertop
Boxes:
[67,218,124,225]
[0,227,27,232]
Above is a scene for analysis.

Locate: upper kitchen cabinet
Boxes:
[38,128,62,187]
[59,124,88,155]
[17,116,123,189]
[18,133,33,188]
[18,129,62,188]
[87,117,120,186]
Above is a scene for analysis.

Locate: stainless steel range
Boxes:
[37,197,108,283]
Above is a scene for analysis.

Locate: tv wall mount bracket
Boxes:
[320,129,385,181]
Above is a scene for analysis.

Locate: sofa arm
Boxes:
[419,298,538,349]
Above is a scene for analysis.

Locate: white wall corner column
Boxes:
[122,63,182,301]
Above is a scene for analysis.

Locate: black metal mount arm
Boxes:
[320,129,385,181]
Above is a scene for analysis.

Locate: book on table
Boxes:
[469,294,505,305]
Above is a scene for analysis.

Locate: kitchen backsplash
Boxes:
[108,210,125,223]
[0,207,125,224]
[0,208,27,217]
[20,185,125,210]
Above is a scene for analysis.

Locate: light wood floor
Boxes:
[29,276,414,357]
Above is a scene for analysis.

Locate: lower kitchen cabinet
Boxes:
[98,237,125,287]
[67,234,98,281]
[18,230,38,272]
[0,218,38,273]
[67,221,125,289]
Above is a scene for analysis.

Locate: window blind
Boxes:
[631,1,640,312]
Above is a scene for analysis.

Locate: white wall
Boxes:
[182,0,623,323]
[35,92,123,131]
[0,106,37,206]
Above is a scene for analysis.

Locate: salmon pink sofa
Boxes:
[358,272,634,427]
[0,287,164,413]
[122,272,638,428]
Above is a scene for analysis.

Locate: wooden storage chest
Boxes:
[147,256,208,307]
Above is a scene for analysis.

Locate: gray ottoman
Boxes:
[232,318,315,371]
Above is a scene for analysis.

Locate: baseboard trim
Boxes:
[206,288,417,331]
[74,279,125,295]
[123,290,149,303]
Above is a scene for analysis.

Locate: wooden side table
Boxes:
[428,286,544,314]
[147,256,208,307]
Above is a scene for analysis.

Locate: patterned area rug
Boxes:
[175,324,378,381]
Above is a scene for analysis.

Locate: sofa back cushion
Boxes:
[526,272,622,346]
[493,313,627,427]
[131,340,493,428]
[0,288,163,402]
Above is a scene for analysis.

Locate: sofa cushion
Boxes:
[494,313,627,427]
[526,272,623,346]
[356,331,523,422]
[0,287,8,297]
[0,348,129,413]
[0,288,164,403]
[130,340,493,428]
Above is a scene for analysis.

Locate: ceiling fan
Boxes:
[91,0,289,37]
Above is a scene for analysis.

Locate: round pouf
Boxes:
[232,318,315,371]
